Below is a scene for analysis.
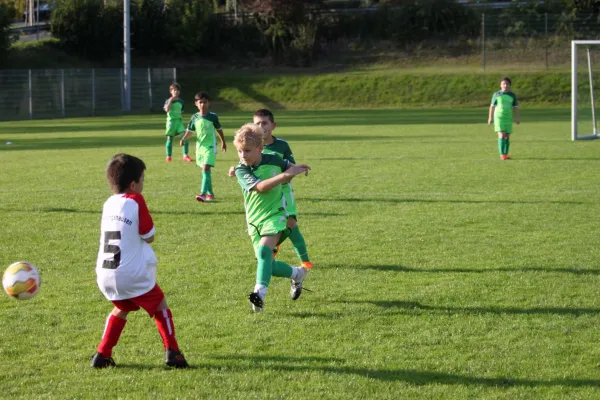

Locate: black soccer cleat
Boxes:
[90,352,116,368]
[166,348,190,368]
[248,292,264,312]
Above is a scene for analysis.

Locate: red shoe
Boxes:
[195,194,206,202]
[500,155,507,160]
[183,155,193,162]
[205,194,214,201]
[504,155,511,160]
[301,261,314,269]
[166,157,172,162]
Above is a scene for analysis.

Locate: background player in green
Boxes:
[252,109,313,270]
[163,83,192,163]
[179,92,227,202]
[233,123,311,312]
[488,77,520,160]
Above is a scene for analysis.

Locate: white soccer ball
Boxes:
[2,261,41,300]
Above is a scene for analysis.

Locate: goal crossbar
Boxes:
[571,40,600,140]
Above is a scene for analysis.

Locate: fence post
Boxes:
[173,67,177,83]
[148,67,153,112]
[92,69,96,116]
[61,69,66,117]
[28,69,33,120]
[482,13,486,72]
[545,13,549,70]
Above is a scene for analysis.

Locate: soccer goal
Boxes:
[572,40,600,140]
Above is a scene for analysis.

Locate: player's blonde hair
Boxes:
[233,123,264,148]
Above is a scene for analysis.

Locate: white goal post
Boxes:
[572,40,600,140]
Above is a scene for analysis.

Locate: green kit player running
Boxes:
[180,92,227,202]
[233,123,311,312]
[253,109,313,270]
[488,76,520,160]
[163,83,192,163]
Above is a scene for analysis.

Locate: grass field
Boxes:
[1,108,600,399]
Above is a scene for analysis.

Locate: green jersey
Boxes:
[186,112,222,148]
[263,137,296,164]
[491,90,518,124]
[164,98,184,121]
[235,153,289,227]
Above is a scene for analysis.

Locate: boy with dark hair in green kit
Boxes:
[233,123,311,312]
[180,92,227,202]
[163,83,192,163]
[252,109,313,269]
[488,77,520,160]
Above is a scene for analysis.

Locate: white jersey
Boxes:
[95,193,157,300]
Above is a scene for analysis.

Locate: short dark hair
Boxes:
[501,77,512,86]
[106,153,146,193]
[170,82,181,91]
[254,109,275,123]
[194,92,210,101]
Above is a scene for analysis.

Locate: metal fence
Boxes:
[0,68,177,121]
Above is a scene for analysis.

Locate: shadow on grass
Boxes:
[304,197,588,205]
[0,122,161,135]
[0,134,401,152]
[204,354,600,387]
[0,207,344,218]
[352,264,600,275]
[341,299,600,316]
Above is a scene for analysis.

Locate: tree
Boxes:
[240,0,324,65]
[51,0,121,60]
[0,3,15,66]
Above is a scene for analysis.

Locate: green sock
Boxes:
[506,138,510,154]
[289,225,310,262]
[201,170,209,194]
[166,137,173,157]
[182,140,189,156]
[272,260,293,278]
[205,170,213,195]
[497,138,503,156]
[255,245,273,287]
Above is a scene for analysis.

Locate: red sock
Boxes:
[154,308,179,352]
[97,314,127,358]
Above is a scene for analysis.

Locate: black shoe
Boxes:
[248,291,264,312]
[90,352,116,368]
[166,348,189,368]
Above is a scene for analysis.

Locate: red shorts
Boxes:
[111,284,165,317]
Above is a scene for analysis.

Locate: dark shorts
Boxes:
[111,284,165,317]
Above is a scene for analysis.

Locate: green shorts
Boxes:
[494,121,513,134]
[282,184,297,218]
[165,120,185,136]
[196,145,216,167]
[249,212,290,250]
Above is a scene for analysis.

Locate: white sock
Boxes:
[254,285,267,299]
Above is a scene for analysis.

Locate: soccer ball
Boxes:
[2,261,41,300]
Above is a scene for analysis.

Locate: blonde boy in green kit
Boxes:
[233,123,311,312]
[163,83,192,163]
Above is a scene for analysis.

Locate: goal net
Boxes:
[572,40,600,140]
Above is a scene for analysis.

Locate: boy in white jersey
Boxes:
[92,153,189,368]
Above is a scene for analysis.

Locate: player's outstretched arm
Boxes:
[254,168,307,193]
[488,105,495,125]
[228,165,236,177]
[514,107,520,124]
